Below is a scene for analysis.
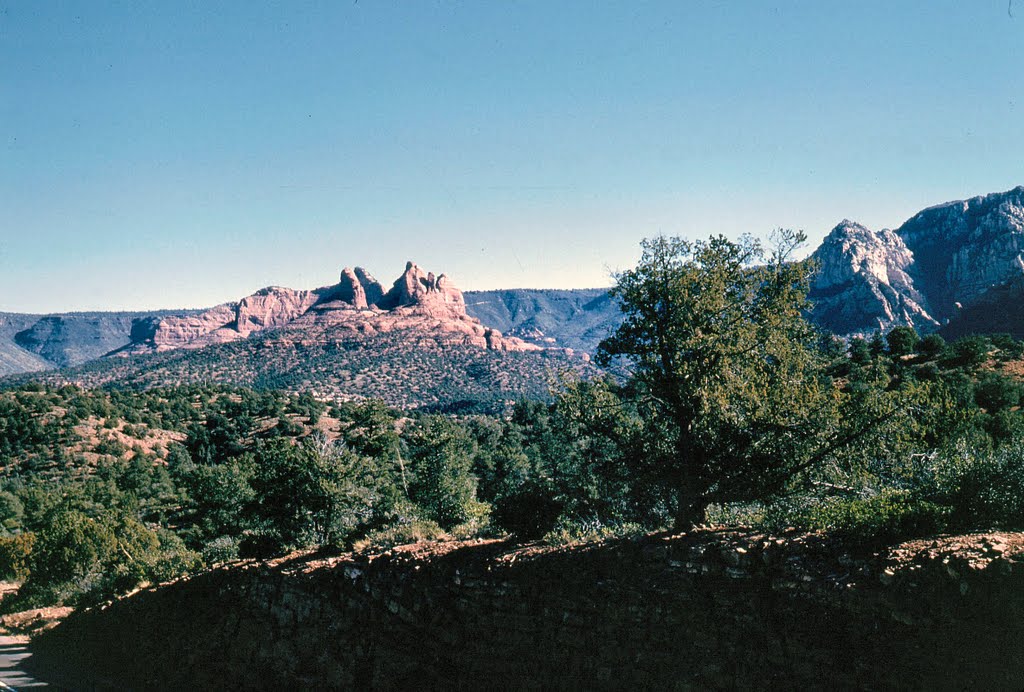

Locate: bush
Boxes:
[918,333,947,360]
[974,373,1021,412]
[805,489,950,549]
[492,482,564,539]
[0,492,25,533]
[146,530,202,583]
[931,441,1024,530]
[352,519,447,553]
[0,533,35,581]
[886,327,919,357]
[542,517,645,546]
[202,535,240,564]
[17,508,181,606]
[237,530,286,560]
[943,336,990,369]
[447,499,493,540]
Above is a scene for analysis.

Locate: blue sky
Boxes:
[2,1,1022,312]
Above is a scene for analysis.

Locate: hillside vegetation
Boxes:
[4,235,1024,617]
[10,330,594,414]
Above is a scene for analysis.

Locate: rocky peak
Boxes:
[335,267,384,310]
[378,261,467,317]
[236,286,320,336]
[337,268,368,309]
[805,186,1024,337]
[809,220,937,336]
[812,220,916,294]
[354,267,385,307]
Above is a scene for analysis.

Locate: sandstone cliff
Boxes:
[126,262,544,355]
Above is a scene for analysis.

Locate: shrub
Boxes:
[0,491,25,533]
[931,441,1024,530]
[492,482,564,539]
[943,336,990,369]
[542,517,645,546]
[886,327,920,357]
[352,519,447,553]
[974,373,1021,412]
[0,533,35,581]
[918,333,947,360]
[202,535,240,565]
[805,489,950,549]
[146,530,202,583]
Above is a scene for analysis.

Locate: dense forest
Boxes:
[4,234,1024,611]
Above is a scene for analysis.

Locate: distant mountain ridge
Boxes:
[4,184,1024,381]
[0,310,198,377]
[807,185,1024,336]
[462,288,618,353]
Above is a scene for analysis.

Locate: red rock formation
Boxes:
[334,267,386,310]
[131,262,549,355]
[236,287,320,336]
[378,262,467,316]
[336,268,369,309]
[147,287,319,350]
[149,303,238,350]
[354,267,385,307]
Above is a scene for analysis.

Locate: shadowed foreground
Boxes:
[24,530,1024,690]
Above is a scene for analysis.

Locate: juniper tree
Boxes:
[597,232,874,529]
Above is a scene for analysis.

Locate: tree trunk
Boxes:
[673,484,707,532]
[671,425,708,531]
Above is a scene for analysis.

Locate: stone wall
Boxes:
[28,530,1024,690]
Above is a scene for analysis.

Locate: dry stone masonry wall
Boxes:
[31,530,1024,690]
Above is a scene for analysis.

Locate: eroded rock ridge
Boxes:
[127,262,545,354]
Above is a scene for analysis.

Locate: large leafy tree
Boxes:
[598,232,867,529]
[247,436,381,550]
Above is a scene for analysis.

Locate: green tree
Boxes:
[247,436,380,551]
[597,232,871,529]
[22,507,174,604]
[918,333,947,360]
[406,416,487,530]
[944,336,991,369]
[848,337,871,365]
[886,326,920,357]
[974,373,1021,412]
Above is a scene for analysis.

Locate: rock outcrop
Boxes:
[808,185,1024,337]
[236,287,321,337]
[808,220,937,335]
[897,185,1024,323]
[334,267,385,310]
[377,261,467,317]
[127,263,543,355]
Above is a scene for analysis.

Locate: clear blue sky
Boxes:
[2,1,1022,312]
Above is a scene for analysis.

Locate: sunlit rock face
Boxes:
[896,186,1024,323]
[129,262,543,354]
[143,288,320,350]
[376,261,467,317]
[808,186,1024,337]
[808,220,936,336]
